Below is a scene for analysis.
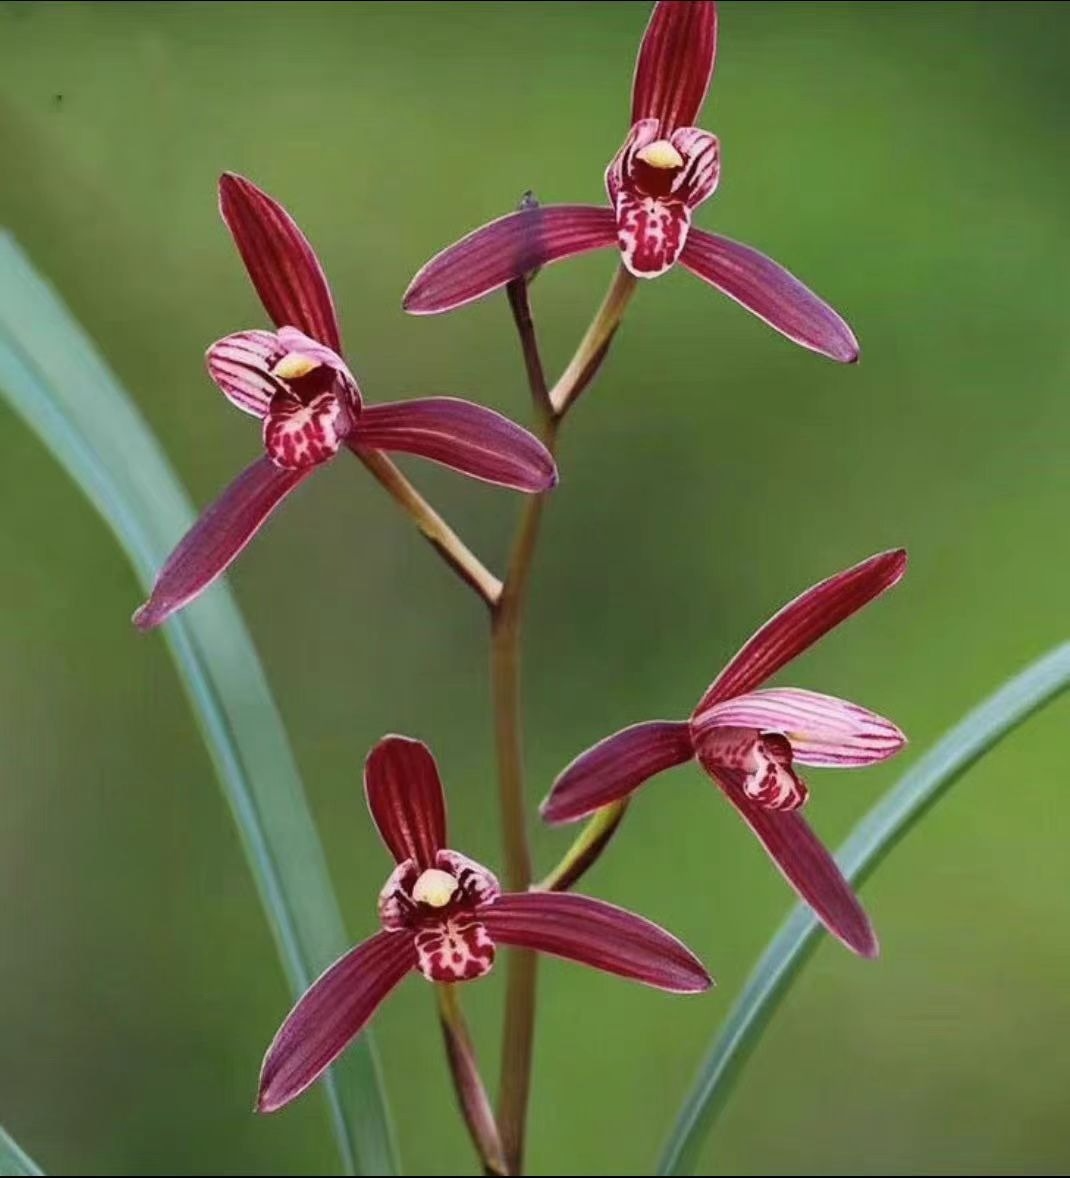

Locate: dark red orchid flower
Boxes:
[133,174,557,630]
[541,550,908,958]
[257,736,710,1113]
[402,1,857,364]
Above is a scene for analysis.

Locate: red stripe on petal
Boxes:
[403,205,617,315]
[631,1,718,133]
[696,550,908,712]
[480,892,711,993]
[353,397,557,492]
[364,736,448,869]
[695,687,906,768]
[705,761,878,957]
[541,720,694,825]
[219,173,342,351]
[206,330,284,418]
[679,229,860,362]
[133,456,309,630]
[257,930,415,1113]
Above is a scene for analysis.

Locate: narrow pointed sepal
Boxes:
[219,172,342,350]
[631,1,718,133]
[541,720,694,824]
[696,550,908,711]
[353,397,558,492]
[133,456,310,630]
[403,205,617,315]
[364,735,448,869]
[257,930,416,1113]
[480,892,711,993]
[704,761,878,957]
[678,228,860,363]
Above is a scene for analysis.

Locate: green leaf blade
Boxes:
[0,1125,43,1177]
[0,234,396,1176]
[659,641,1070,1175]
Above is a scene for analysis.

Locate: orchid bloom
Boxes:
[541,550,908,958]
[258,736,710,1113]
[133,174,557,630]
[403,1,858,364]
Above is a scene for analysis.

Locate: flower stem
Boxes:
[506,278,551,419]
[535,799,629,893]
[437,984,507,1176]
[494,264,638,1174]
[549,265,637,417]
[350,444,503,608]
[491,414,555,1176]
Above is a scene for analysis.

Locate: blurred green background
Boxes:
[1,1,1068,1173]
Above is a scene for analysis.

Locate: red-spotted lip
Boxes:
[255,734,713,1115]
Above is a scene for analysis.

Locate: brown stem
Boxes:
[350,444,503,609]
[491,416,556,1176]
[437,984,507,1176]
[494,264,639,1174]
[506,278,551,420]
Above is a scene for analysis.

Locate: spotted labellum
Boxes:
[403,1,858,364]
[133,175,557,631]
[257,736,711,1114]
[543,550,908,958]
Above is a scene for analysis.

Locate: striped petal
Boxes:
[479,892,711,993]
[541,720,694,824]
[631,1,718,134]
[678,228,860,363]
[403,205,618,315]
[352,397,557,492]
[695,687,906,768]
[257,930,415,1113]
[364,735,448,870]
[219,172,342,351]
[696,550,908,713]
[206,330,284,418]
[132,456,310,630]
[704,761,878,957]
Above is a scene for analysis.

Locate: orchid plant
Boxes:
[126,2,906,1174]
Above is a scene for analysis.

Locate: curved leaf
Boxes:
[0,234,396,1176]
[0,1125,42,1176]
[658,641,1070,1175]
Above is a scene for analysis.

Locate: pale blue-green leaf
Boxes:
[659,641,1070,1175]
[0,234,396,1176]
[0,1125,42,1176]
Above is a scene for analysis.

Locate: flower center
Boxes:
[412,868,458,908]
[272,351,321,381]
[636,139,684,170]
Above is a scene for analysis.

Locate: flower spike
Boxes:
[542,552,908,955]
[257,736,711,1113]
